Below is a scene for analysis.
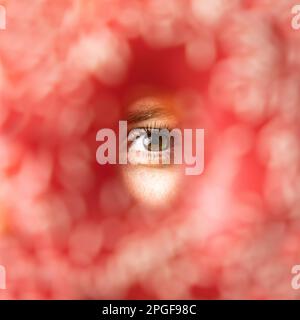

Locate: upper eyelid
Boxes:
[127,128,147,140]
[127,126,172,139]
[135,125,172,131]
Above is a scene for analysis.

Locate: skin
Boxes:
[121,95,184,207]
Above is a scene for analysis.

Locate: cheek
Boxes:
[121,166,182,207]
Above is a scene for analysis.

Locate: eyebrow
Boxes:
[127,107,170,124]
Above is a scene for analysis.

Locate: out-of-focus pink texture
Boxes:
[0,0,300,299]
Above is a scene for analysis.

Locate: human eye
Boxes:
[127,126,173,166]
[120,95,183,207]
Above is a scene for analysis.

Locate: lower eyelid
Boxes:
[128,151,172,167]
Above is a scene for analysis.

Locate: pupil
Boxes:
[143,131,169,152]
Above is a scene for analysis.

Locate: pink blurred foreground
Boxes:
[0,0,300,299]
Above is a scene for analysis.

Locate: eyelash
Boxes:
[139,122,172,132]
[127,123,174,165]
